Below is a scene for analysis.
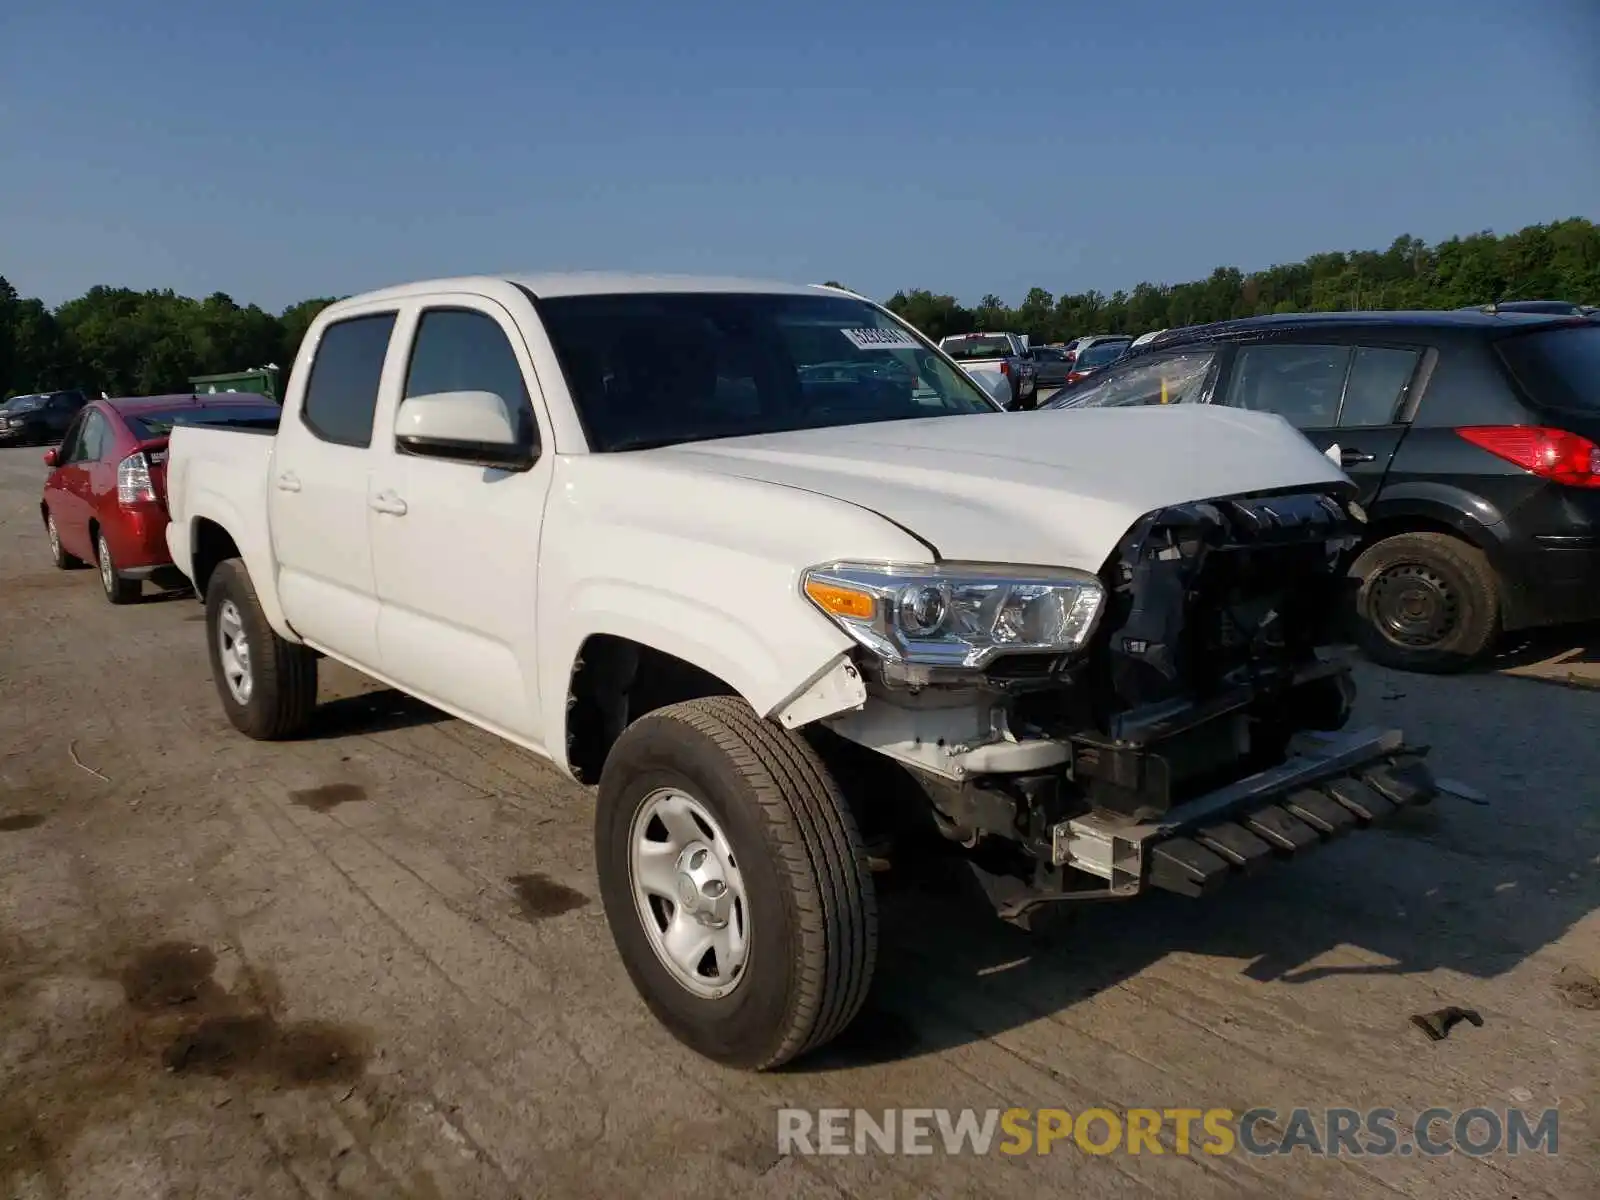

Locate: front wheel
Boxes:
[1351,531,1501,673]
[204,558,318,739]
[595,696,877,1070]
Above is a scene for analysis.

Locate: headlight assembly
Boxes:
[801,561,1105,669]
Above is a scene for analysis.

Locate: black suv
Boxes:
[0,390,89,446]
[1045,310,1600,672]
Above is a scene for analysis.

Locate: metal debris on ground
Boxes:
[1410,1006,1484,1042]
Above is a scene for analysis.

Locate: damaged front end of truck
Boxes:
[805,485,1438,926]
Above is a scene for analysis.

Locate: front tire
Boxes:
[95,531,141,604]
[1351,531,1501,673]
[204,558,318,739]
[595,696,877,1070]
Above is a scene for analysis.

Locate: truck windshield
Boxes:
[940,335,1015,361]
[1497,324,1600,413]
[126,404,284,438]
[535,292,1000,452]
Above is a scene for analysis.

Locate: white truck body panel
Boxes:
[642,404,1344,571]
[164,273,1348,782]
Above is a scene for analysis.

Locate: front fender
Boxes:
[542,578,856,776]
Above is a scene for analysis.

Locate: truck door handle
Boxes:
[275,472,301,493]
[1339,448,1376,466]
[369,491,408,516]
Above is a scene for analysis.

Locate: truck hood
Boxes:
[645,406,1348,571]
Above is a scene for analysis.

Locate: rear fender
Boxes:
[1366,481,1508,552]
[182,495,297,642]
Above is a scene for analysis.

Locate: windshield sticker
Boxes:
[840,327,920,350]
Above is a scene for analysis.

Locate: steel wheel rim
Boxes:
[628,787,750,999]
[216,599,254,705]
[1371,563,1458,647]
[46,516,59,561]
[97,538,114,593]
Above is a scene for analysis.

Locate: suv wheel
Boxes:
[204,558,318,739]
[95,532,141,604]
[595,696,877,1069]
[1351,532,1500,673]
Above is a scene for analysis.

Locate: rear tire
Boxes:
[204,558,318,739]
[1351,532,1500,673]
[45,511,84,569]
[94,531,141,604]
[595,696,877,1070]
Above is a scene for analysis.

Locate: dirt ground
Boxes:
[1,444,1596,1199]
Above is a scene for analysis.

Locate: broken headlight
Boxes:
[801,561,1105,669]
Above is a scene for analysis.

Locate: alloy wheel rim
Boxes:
[628,787,750,999]
[216,599,254,705]
[98,538,114,593]
[47,517,59,561]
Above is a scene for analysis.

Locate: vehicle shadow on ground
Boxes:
[1482,622,1600,672]
[298,688,451,739]
[800,806,1600,1071]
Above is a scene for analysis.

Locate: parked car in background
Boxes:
[1025,344,1075,389]
[1044,310,1600,672]
[41,393,282,603]
[0,389,88,446]
[938,332,1038,408]
[1060,335,1134,388]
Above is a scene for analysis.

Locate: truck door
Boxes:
[267,308,399,666]
[365,297,554,741]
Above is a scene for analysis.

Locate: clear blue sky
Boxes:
[3,0,1596,312]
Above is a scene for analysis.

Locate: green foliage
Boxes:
[883,217,1599,342]
[3,218,1596,399]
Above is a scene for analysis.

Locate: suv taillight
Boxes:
[999,360,1011,377]
[117,451,157,504]
[1457,426,1600,488]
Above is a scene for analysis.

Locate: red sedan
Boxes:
[40,394,281,603]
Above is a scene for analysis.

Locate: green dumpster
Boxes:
[188,366,281,402]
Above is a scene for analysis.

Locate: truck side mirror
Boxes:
[395,390,538,471]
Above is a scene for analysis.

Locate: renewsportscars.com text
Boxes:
[776,1106,1560,1158]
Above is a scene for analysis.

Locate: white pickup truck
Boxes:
[164,273,1440,1070]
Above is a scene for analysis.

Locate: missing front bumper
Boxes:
[1051,725,1435,899]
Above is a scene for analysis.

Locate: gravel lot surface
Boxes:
[1,444,1595,1198]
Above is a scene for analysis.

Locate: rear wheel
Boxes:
[1351,532,1500,673]
[45,511,84,569]
[204,558,318,739]
[595,696,877,1070]
[94,531,141,604]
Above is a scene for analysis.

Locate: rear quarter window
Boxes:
[1498,325,1600,413]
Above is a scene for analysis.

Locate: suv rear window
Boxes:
[1075,340,1132,368]
[1498,325,1600,413]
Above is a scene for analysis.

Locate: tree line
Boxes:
[4,217,1597,400]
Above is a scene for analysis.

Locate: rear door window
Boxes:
[1224,344,1351,428]
[1339,346,1421,427]
[1498,324,1600,413]
[301,313,398,447]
